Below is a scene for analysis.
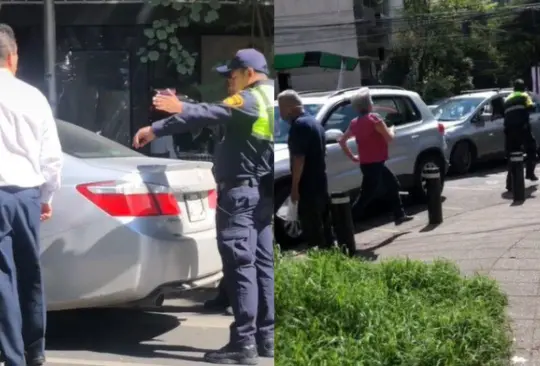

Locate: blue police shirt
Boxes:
[287,112,328,196]
[152,79,274,183]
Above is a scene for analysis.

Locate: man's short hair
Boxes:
[0,23,17,65]
[351,87,373,114]
[277,89,303,107]
[514,79,526,92]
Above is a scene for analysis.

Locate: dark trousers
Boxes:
[505,127,537,189]
[0,187,45,366]
[298,193,334,248]
[216,182,274,346]
[354,162,406,219]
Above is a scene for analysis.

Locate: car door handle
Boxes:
[411,134,419,139]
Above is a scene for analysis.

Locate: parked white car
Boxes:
[274,86,450,246]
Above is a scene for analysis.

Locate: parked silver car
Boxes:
[43,120,222,310]
[435,89,540,174]
[274,86,449,246]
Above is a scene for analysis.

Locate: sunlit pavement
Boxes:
[43,293,274,365]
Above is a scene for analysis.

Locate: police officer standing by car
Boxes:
[133,48,274,365]
[504,79,538,192]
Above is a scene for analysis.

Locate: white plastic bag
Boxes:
[276,197,298,222]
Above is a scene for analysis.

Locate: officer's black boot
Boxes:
[257,338,274,358]
[203,343,259,365]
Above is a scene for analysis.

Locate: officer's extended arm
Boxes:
[151,92,258,137]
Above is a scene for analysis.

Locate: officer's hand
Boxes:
[153,93,183,114]
[133,126,156,149]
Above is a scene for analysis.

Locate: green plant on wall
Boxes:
[138,0,222,75]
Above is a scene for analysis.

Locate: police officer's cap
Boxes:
[215,48,269,76]
[514,79,526,91]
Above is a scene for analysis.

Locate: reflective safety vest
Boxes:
[250,84,274,142]
[504,91,534,129]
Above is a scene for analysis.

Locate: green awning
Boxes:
[274,51,359,71]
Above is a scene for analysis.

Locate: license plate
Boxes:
[185,193,206,222]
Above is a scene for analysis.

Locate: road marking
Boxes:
[47,358,164,366]
[444,186,496,191]
[371,227,401,233]
[444,206,463,210]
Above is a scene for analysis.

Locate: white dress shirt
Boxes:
[0,68,63,203]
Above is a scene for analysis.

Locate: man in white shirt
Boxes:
[0,24,63,366]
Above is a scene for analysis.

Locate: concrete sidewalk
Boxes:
[354,197,540,365]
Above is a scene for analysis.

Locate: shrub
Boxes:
[275,249,512,366]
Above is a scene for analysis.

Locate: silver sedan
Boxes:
[41,120,222,311]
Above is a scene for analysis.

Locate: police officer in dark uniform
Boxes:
[133,48,274,365]
[504,79,538,191]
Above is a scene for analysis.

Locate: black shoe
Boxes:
[204,297,230,312]
[395,215,414,226]
[526,173,539,181]
[26,355,45,366]
[203,343,259,365]
[257,338,274,358]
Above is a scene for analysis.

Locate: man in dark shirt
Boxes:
[277,89,334,249]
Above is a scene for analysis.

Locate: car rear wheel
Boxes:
[273,183,303,249]
[410,154,446,202]
[450,141,474,175]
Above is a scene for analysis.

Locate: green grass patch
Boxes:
[275,249,512,366]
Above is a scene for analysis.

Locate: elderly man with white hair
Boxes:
[277,89,334,249]
[338,87,413,225]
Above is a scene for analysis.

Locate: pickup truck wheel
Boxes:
[274,184,303,249]
[410,154,445,203]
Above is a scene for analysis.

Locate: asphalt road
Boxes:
[43,288,274,365]
[41,161,515,366]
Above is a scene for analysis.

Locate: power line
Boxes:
[275,12,535,48]
[274,3,539,33]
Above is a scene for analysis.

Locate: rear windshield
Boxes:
[56,119,143,159]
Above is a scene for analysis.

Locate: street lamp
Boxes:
[44,0,57,116]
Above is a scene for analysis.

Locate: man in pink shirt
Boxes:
[338,87,413,225]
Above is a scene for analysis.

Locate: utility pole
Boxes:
[44,0,57,116]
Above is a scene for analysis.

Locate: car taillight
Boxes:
[437,123,445,135]
[76,180,181,217]
[208,189,217,209]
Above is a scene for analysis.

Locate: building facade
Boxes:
[0,1,270,156]
[274,0,403,91]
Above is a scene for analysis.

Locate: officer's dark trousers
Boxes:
[216,181,274,346]
[0,187,45,366]
[505,127,537,189]
[298,193,333,249]
[354,162,406,219]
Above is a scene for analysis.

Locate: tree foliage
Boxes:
[380,0,539,102]
[138,0,222,76]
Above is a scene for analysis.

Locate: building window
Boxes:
[56,50,132,147]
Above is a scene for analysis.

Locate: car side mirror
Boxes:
[480,112,492,122]
[325,129,344,144]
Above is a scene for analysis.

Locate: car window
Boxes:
[57,119,144,159]
[323,99,403,132]
[433,97,485,122]
[274,104,322,144]
[324,104,356,132]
